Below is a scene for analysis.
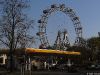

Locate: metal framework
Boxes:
[37,4,84,48]
[62,29,70,50]
[54,30,62,50]
[54,29,70,50]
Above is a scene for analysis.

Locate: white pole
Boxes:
[25,61,27,70]
[28,57,31,70]
[44,62,46,69]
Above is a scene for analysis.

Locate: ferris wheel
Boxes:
[37,4,85,49]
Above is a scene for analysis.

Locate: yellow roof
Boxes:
[25,48,81,55]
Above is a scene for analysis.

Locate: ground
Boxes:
[0,70,100,75]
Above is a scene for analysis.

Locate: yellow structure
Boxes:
[25,48,81,55]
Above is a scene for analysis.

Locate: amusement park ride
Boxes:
[37,4,86,50]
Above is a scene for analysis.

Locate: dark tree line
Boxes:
[87,37,100,64]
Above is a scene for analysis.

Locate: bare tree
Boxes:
[0,0,34,72]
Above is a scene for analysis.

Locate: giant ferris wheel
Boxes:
[37,4,85,50]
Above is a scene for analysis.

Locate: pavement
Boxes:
[0,70,100,75]
[0,71,86,75]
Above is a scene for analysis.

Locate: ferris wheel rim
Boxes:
[37,4,83,48]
